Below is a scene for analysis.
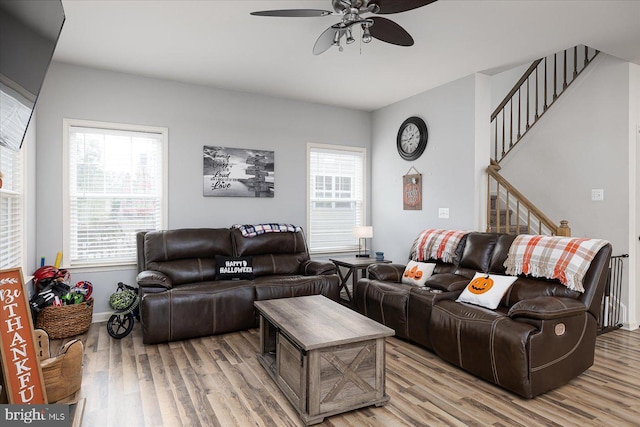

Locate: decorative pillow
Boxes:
[401,261,436,286]
[215,255,254,280]
[456,272,517,309]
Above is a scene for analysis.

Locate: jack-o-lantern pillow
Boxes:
[401,261,436,286]
[456,272,517,309]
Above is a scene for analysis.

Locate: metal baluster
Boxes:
[544,56,548,109]
[573,46,578,78]
[526,78,530,130]
[517,87,521,138]
[553,53,558,100]
[535,65,539,119]
[563,49,568,89]
[584,45,588,67]
[509,98,513,148]
[502,110,505,157]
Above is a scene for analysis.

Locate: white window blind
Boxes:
[0,144,23,269]
[307,144,365,253]
[65,121,167,267]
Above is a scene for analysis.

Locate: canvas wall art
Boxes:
[203,146,274,197]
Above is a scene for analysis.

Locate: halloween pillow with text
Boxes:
[401,261,436,286]
[456,272,517,309]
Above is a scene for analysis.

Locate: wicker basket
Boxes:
[36,299,94,339]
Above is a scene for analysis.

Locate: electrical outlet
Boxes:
[591,189,604,201]
[438,208,450,219]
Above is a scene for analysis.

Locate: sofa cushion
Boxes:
[502,276,580,308]
[456,273,517,309]
[232,228,310,276]
[143,228,233,285]
[253,275,340,302]
[423,273,470,292]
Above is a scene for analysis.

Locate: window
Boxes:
[307,143,366,253]
[63,119,167,267]
[0,144,24,269]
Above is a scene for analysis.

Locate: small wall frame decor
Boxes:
[0,268,48,403]
[403,167,422,210]
[203,146,274,197]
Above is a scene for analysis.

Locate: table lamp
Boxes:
[353,226,373,258]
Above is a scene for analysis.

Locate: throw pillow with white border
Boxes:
[401,260,436,286]
[456,272,517,309]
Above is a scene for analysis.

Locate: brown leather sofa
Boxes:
[354,231,612,398]
[136,227,340,344]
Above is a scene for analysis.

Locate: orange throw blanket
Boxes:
[504,235,609,292]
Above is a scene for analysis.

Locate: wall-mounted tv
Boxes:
[0,0,65,151]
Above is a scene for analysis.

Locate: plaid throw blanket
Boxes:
[233,223,302,238]
[412,229,470,263]
[504,235,609,292]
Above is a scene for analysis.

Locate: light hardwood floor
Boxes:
[56,322,640,426]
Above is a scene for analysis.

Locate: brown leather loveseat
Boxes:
[136,227,340,344]
[354,231,611,398]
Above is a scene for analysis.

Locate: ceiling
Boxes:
[53,0,640,112]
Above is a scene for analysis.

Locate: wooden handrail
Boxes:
[491,46,599,164]
[491,59,542,121]
[487,164,560,234]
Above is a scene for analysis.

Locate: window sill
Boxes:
[62,262,137,274]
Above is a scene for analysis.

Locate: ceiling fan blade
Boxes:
[370,0,437,14]
[250,9,332,18]
[313,26,342,55]
[369,17,414,46]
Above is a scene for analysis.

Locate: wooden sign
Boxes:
[403,173,422,210]
[0,268,47,403]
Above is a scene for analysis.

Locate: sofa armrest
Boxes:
[137,270,173,290]
[300,260,337,276]
[367,263,406,282]
[508,296,586,320]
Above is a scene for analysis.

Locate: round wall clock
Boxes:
[397,116,428,161]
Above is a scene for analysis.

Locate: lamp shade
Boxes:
[352,226,373,239]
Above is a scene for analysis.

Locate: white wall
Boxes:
[35,62,371,318]
[370,75,482,264]
[498,54,633,325]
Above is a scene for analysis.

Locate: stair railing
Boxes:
[491,45,599,163]
[487,162,570,236]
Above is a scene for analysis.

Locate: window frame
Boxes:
[62,118,168,269]
[306,142,367,255]
[0,139,26,270]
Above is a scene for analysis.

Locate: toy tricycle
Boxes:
[107,282,140,339]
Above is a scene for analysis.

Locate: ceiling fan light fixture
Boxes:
[346,28,355,44]
[332,29,344,51]
[362,24,372,43]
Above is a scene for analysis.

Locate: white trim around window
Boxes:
[306,142,367,254]
[62,119,168,269]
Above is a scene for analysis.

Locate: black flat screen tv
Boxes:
[0,0,65,151]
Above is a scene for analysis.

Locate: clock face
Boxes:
[400,123,420,153]
[397,117,428,160]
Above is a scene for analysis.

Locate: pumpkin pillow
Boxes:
[401,261,436,286]
[456,272,517,309]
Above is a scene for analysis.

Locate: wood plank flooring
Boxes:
[54,323,640,426]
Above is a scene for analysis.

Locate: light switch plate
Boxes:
[591,189,604,201]
[438,208,450,219]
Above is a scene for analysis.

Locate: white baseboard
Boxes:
[621,322,639,331]
[92,312,111,323]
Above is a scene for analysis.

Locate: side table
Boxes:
[329,257,392,304]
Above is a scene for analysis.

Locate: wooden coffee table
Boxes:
[254,295,395,425]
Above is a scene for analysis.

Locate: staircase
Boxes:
[486,45,599,235]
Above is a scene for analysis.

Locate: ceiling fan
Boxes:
[250,0,438,55]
